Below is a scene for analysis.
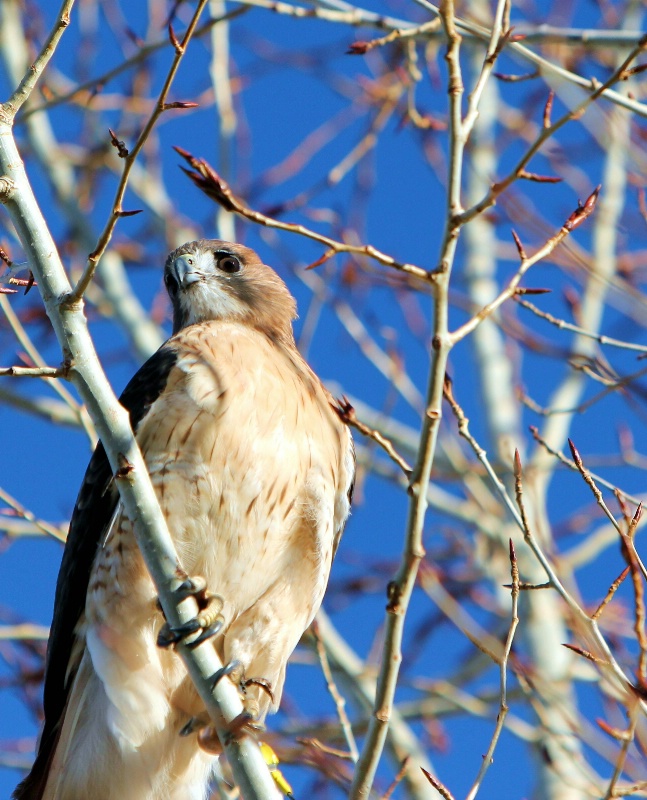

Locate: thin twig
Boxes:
[0,365,67,378]
[450,188,600,344]
[348,4,463,796]
[464,539,519,800]
[175,147,432,283]
[622,506,647,682]
[420,768,456,800]
[568,438,625,537]
[381,757,411,800]
[0,294,95,441]
[348,19,440,54]
[0,486,66,541]
[335,398,411,476]
[445,381,645,714]
[528,426,643,506]
[311,620,359,763]
[71,0,210,300]
[515,297,647,353]
[0,0,75,121]
[592,567,631,621]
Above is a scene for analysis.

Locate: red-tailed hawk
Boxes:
[15,240,355,800]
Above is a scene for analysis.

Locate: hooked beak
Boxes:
[172,255,202,288]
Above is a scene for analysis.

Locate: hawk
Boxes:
[15,240,355,800]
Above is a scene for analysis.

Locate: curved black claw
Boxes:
[158,616,220,648]
[157,576,224,649]
[175,575,208,598]
[179,716,201,738]
[157,618,195,648]
[187,615,225,649]
[211,659,244,690]
[243,676,275,706]
[222,711,265,745]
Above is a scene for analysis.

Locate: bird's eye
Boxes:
[217,254,241,274]
[164,272,179,296]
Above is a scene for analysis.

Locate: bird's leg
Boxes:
[204,660,274,741]
[242,677,275,711]
[210,658,245,688]
[193,713,265,752]
[177,660,276,751]
[179,701,264,755]
[157,576,225,649]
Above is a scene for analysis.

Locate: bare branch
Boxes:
[0,0,74,120]
[450,187,600,345]
[0,11,279,797]
[464,539,519,800]
[71,0,211,301]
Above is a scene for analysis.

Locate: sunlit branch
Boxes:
[176,147,433,282]
[20,8,249,121]
[311,620,359,763]
[0,623,50,640]
[450,187,600,345]
[0,6,280,796]
[464,540,519,800]
[0,294,95,440]
[349,2,471,795]
[0,485,66,541]
[1,0,75,120]
[0,365,66,377]
[71,0,211,301]
[515,296,647,353]
[444,380,644,712]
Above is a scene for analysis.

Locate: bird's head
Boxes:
[164,239,298,342]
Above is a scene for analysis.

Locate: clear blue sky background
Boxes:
[1,1,646,798]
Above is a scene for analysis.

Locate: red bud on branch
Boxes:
[519,169,562,183]
[347,41,369,55]
[511,229,527,260]
[564,186,601,231]
[163,101,199,110]
[108,128,129,158]
[543,90,554,129]
[169,23,183,54]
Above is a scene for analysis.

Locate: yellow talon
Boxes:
[260,742,294,798]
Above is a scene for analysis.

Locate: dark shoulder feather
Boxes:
[13,346,178,800]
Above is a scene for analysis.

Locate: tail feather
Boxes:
[12,727,59,800]
[41,653,93,800]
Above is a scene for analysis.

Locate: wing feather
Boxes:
[13,346,178,800]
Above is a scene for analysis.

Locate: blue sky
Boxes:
[1,1,647,798]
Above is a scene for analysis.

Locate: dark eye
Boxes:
[164,272,178,296]
[217,254,241,274]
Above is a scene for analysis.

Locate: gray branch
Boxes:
[0,4,278,798]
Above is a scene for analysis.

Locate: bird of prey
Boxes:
[14,240,355,800]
